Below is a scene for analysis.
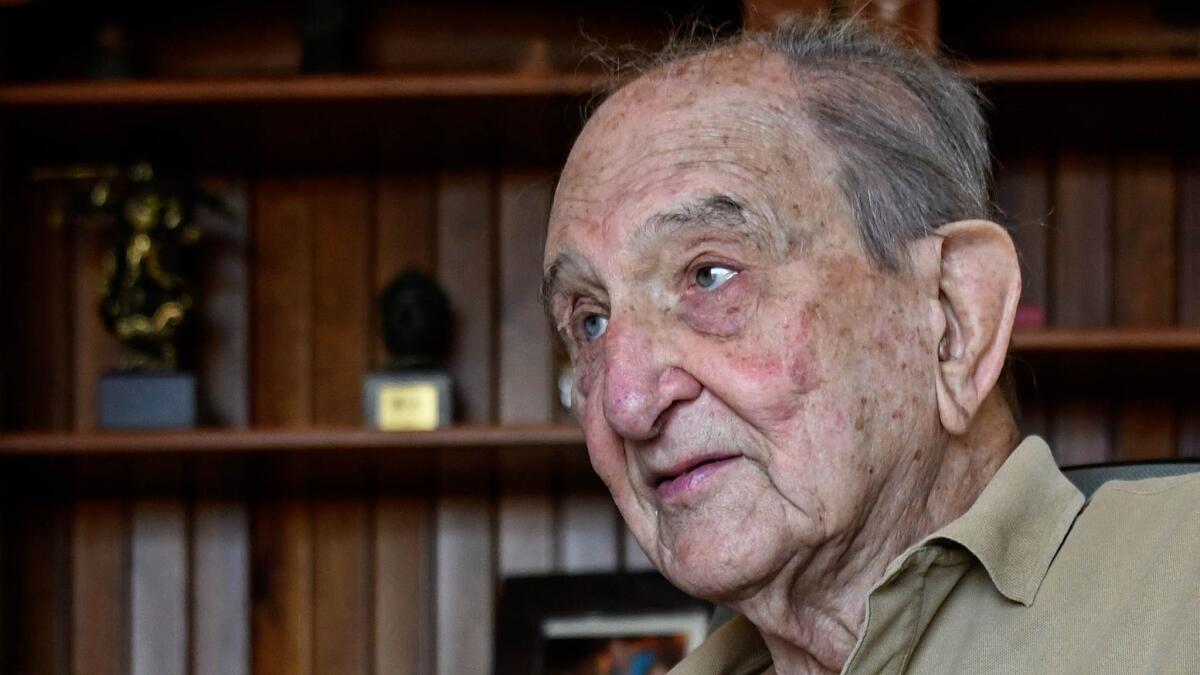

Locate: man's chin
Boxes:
[656,530,787,604]
[660,559,772,605]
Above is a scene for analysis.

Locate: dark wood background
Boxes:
[1,1,1199,674]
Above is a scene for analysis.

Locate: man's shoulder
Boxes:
[1066,470,1200,552]
[1088,470,1200,499]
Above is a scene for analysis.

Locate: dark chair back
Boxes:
[1061,460,1200,497]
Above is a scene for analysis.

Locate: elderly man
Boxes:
[541,18,1200,675]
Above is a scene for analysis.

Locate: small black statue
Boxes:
[379,270,453,370]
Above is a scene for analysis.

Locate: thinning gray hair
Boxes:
[605,17,993,271]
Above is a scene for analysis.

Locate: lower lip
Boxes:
[656,457,739,501]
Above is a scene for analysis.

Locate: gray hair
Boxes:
[605,17,993,271]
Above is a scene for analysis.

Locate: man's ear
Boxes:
[932,220,1021,435]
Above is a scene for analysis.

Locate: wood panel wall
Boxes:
[0,54,1198,675]
[996,149,1200,462]
[0,168,636,675]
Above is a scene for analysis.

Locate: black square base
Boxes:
[99,372,197,430]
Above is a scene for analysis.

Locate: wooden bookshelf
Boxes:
[5,328,1200,460]
[0,425,584,456]
[1,58,1199,111]
[3,59,1196,172]
[1011,328,1200,352]
[0,72,606,106]
[1,2,1199,674]
[968,58,1200,83]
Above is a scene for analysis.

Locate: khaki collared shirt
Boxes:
[671,437,1200,674]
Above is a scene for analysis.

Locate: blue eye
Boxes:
[696,265,737,291]
[582,314,608,341]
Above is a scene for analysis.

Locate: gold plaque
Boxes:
[378,383,440,430]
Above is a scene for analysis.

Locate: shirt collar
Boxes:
[673,613,771,675]
[921,435,1085,606]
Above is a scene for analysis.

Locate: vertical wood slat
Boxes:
[251,178,317,675]
[194,177,252,675]
[0,135,7,428]
[5,498,70,675]
[198,176,251,428]
[46,195,75,430]
[435,171,496,675]
[1019,397,1051,442]
[310,178,373,675]
[1,497,5,673]
[252,178,316,427]
[435,455,494,675]
[1182,159,1200,328]
[497,171,554,424]
[372,177,437,675]
[1116,401,1178,461]
[497,171,557,578]
[1050,153,1113,464]
[73,217,121,431]
[252,501,315,675]
[0,496,5,674]
[498,451,555,577]
[1052,153,1113,328]
[314,501,371,675]
[1052,399,1112,466]
[312,177,371,425]
[437,171,495,423]
[558,447,619,573]
[1114,155,1175,327]
[1113,155,1176,460]
[1179,158,1200,457]
[193,500,250,675]
[72,500,130,675]
[375,498,433,675]
[557,493,620,573]
[5,181,75,429]
[995,153,1050,324]
[131,500,188,675]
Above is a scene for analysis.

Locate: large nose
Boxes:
[601,319,701,441]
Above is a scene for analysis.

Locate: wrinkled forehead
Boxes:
[546,47,842,266]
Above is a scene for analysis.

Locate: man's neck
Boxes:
[735,397,1020,674]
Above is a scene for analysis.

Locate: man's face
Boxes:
[543,51,941,601]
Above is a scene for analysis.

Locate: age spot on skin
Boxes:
[788,355,821,395]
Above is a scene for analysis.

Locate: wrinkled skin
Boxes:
[543,45,1019,673]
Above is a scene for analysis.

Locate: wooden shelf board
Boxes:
[3,332,1197,457]
[1,59,1199,109]
[1011,328,1200,352]
[968,58,1200,83]
[0,72,606,107]
[0,425,584,456]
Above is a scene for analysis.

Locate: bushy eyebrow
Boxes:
[541,193,789,315]
[637,193,787,256]
[541,250,601,317]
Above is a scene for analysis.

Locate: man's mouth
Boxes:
[652,454,741,501]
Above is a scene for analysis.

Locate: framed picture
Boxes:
[495,572,713,675]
